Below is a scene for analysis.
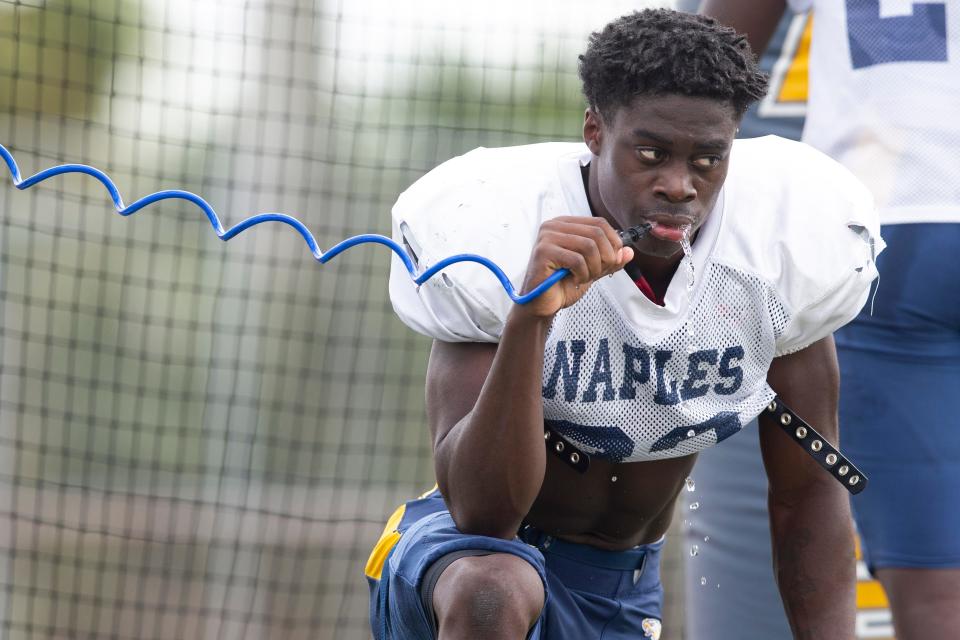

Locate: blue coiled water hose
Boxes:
[0,144,650,303]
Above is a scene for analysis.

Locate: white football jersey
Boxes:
[788,0,960,224]
[389,140,882,461]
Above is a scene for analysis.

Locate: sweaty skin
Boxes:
[430,94,737,548]
[524,96,739,546]
[428,93,855,637]
[585,95,736,297]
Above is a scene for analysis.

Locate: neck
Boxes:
[625,259,682,301]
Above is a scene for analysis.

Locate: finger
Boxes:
[574,218,632,276]
[534,243,591,286]
[584,216,624,255]
[541,229,604,282]
[583,218,630,275]
[553,216,623,254]
[546,221,618,277]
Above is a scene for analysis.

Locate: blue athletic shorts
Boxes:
[366,489,666,639]
[836,222,960,570]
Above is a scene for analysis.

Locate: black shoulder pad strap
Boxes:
[544,428,590,473]
[765,396,868,495]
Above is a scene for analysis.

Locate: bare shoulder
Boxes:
[425,340,497,447]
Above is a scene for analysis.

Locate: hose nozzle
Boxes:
[618,222,652,246]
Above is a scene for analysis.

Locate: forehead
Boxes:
[605,94,739,144]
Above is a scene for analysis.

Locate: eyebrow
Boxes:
[630,128,731,152]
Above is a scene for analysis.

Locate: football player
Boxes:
[701,2,960,639]
[366,9,882,639]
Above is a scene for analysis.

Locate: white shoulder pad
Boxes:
[718,136,884,356]
[388,144,581,342]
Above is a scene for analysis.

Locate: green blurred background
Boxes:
[0,1,685,637]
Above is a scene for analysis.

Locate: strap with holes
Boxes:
[544,429,590,473]
[765,396,868,495]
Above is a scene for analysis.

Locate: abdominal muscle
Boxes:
[524,450,699,551]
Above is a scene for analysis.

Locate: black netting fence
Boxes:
[0,1,685,638]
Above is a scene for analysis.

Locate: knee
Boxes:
[432,554,544,638]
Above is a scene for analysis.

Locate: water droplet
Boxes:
[690,545,699,557]
[716,583,721,589]
[610,475,618,483]
[700,577,707,586]
[689,502,700,511]
[686,429,696,438]
[685,477,696,492]
[680,227,696,295]
[704,536,710,542]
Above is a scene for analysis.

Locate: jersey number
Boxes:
[846,0,948,68]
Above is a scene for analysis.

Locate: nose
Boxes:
[653,162,696,204]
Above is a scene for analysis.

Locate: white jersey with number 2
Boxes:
[789,0,960,224]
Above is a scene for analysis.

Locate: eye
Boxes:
[692,155,721,169]
[636,147,664,162]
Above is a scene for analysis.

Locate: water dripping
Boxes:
[679,227,695,294]
[689,502,700,511]
[685,477,696,492]
[700,577,707,586]
[690,545,699,557]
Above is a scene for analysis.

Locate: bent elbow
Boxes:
[447,503,525,541]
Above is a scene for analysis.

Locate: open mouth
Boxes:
[647,221,692,243]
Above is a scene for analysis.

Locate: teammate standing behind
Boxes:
[701,2,960,639]
[677,8,804,638]
[367,9,882,639]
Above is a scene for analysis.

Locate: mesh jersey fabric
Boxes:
[388,139,882,462]
[788,0,960,224]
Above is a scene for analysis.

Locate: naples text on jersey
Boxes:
[389,141,883,464]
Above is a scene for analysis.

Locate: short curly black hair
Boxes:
[579,9,768,121]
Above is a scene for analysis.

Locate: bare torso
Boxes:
[525,447,698,550]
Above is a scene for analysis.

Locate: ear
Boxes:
[583,108,603,156]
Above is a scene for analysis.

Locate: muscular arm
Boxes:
[426,217,632,539]
[759,335,856,639]
[426,313,551,539]
[699,0,787,56]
